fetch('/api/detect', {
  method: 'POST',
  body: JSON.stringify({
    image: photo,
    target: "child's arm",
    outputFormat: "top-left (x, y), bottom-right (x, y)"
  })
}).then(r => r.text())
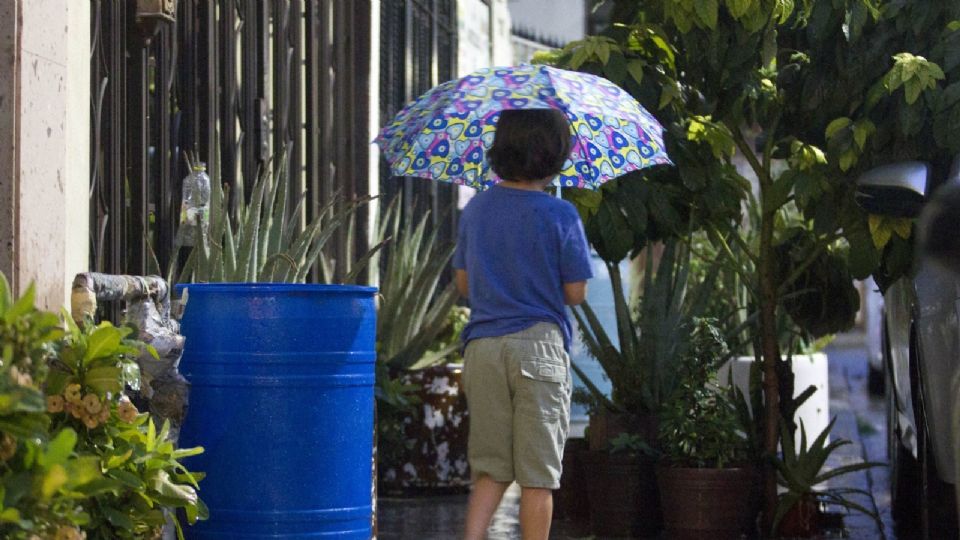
top-left (455, 269), bottom-right (469, 298)
top-left (563, 281), bottom-right (587, 305)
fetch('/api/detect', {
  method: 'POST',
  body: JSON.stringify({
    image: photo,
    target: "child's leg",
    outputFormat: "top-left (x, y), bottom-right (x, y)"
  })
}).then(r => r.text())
top-left (519, 487), bottom-right (553, 540)
top-left (464, 474), bottom-right (510, 540)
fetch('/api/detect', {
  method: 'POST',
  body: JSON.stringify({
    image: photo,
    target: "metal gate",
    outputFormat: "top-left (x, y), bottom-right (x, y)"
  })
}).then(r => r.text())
top-left (90, 0), bottom-right (373, 280)
top-left (380, 0), bottom-right (459, 246)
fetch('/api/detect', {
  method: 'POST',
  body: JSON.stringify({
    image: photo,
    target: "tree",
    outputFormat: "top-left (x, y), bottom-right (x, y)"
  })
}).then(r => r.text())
top-left (544, 0), bottom-right (960, 533)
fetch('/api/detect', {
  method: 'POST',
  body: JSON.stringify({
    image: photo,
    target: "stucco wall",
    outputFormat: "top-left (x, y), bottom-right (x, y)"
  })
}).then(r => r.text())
top-left (0, 0), bottom-right (89, 310)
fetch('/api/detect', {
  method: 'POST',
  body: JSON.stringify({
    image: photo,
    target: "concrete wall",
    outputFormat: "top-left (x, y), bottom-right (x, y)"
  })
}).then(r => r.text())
top-left (0, 0), bottom-right (89, 310)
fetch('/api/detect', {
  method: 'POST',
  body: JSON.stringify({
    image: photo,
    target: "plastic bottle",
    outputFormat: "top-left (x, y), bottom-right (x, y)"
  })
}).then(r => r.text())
top-left (175, 163), bottom-right (211, 247)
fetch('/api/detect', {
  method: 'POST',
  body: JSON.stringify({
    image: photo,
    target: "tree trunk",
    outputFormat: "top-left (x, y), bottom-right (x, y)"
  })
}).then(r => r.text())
top-left (758, 202), bottom-right (782, 537)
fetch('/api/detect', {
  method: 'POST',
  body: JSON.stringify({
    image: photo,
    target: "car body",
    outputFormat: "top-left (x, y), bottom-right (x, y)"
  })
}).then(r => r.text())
top-left (856, 160), bottom-right (960, 537)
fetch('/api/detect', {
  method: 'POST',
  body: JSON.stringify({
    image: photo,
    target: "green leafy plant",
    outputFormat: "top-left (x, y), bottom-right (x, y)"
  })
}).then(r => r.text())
top-left (0, 274), bottom-right (206, 540)
top-left (374, 196), bottom-right (458, 371)
top-left (155, 153), bottom-right (382, 285)
top-left (658, 319), bottom-right (749, 469)
top-left (45, 317), bottom-right (207, 540)
top-left (773, 418), bottom-right (884, 533)
top-left (371, 196), bottom-right (459, 468)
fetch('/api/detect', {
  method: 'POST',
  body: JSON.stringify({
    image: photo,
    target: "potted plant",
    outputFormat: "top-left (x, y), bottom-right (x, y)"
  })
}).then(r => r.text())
top-left (656, 318), bottom-right (760, 539)
top-left (773, 419), bottom-right (883, 538)
top-left (570, 233), bottom-right (721, 538)
top-left (372, 196), bottom-right (468, 492)
top-left (570, 233), bottom-right (718, 450)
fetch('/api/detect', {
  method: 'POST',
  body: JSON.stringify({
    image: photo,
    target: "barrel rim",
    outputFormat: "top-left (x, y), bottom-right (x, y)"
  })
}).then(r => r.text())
top-left (174, 283), bottom-right (378, 295)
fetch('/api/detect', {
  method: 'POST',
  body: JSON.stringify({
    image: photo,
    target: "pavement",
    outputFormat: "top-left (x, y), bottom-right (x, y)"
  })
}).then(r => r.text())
top-left (377, 333), bottom-right (893, 539)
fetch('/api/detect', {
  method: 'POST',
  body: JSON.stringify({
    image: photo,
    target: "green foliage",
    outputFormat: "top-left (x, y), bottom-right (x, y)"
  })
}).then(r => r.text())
top-left (551, 0), bottom-right (960, 523)
top-left (772, 418), bottom-right (884, 533)
top-left (156, 155), bottom-right (381, 285)
top-left (608, 432), bottom-right (657, 457)
top-left (658, 319), bottom-right (750, 468)
top-left (372, 196), bottom-right (459, 466)
top-left (0, 276), bottom-right (206, 539)
top-left (374, 196), bottom-right (458, 371)
top-left (46, 319), bottom-right (207, 540)
top-left (571, 237), bottom-right (719, 414)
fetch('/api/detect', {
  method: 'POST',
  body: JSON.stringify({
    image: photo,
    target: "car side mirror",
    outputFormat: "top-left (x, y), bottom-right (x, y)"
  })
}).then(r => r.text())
top-left (855, 161), bottom-right (931, 218)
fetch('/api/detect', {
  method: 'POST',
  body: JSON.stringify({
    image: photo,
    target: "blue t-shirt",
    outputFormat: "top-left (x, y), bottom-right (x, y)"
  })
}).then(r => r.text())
top-left (453, 184), bottom-right (594, 351)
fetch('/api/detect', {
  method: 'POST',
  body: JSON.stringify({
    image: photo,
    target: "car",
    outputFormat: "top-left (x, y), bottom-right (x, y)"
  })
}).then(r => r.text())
top-left (856, 159), bottom-right (960, 539)
top-left (864, 276), bottom-right (885, 396)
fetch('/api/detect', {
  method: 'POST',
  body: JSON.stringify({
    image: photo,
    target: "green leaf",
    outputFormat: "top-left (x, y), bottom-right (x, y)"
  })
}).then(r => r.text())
top-left (726, 0), bottom-right (752, 18)
top-left (84, 325), bottom-right (122, 364)
top-left (147, 418), bottom-right (157, 452)
top-left (39, 429), bottom-right (77, 469)
top-left (825, 117), bottom-right (851, 140)
top-left (103, 507), bottom-right (135, 529)
top-left (41, 464), bottom-right (68, 498)
top-left (108, 469), bottom-right (145, 489)
top-left (659, 81), bottom-right (682, 110)
top-left (106, 449), bottom-right (134, 469)
top-left (5, 283), bottom-right (35, 322)
top-left (695, 0), bottom-right (719, 29)
top-left (853, 120), bottom-right (876, 149)
top-left (84, 365), bottom-right (122, 395)
top-left (904, 79), bottom-right (923, 104)
top-left (626, 59), bottom-right (645, 86)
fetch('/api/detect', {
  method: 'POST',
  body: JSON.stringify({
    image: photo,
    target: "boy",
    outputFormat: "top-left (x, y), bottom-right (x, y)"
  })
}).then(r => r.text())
top-left (453, 108), bottom-right (594, 540)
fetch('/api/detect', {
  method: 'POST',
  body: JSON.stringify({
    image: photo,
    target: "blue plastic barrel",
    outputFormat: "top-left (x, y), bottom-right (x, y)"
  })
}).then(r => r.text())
top-left (175, 283), bottom-right (377, 539)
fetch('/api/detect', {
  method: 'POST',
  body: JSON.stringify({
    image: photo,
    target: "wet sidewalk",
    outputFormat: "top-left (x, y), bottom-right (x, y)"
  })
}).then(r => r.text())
top-left (377, 336), bottom-right (893, 539)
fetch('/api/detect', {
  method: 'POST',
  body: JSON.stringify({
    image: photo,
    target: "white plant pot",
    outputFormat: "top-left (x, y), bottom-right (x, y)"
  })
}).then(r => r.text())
top-left (718, 353), bottom-right (830, 450)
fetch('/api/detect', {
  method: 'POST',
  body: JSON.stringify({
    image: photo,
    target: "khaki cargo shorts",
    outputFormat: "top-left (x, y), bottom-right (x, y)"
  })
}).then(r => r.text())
top-left (462, 322), bottom-right (572, 489)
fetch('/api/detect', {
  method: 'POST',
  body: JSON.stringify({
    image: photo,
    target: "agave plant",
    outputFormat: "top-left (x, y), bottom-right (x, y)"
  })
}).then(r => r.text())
top-left (572, 237), bottom-right (718, 415)
top-left (373, 196), bottom-right (458, 370)
top-left (152, 152), bottom-right (382, 285)
top-left (772, 418), bottom-right (884, 533)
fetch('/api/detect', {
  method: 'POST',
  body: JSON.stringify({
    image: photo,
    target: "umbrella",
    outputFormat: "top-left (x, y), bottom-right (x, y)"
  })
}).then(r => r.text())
top-left (375, 64), bottom-right (672, 191)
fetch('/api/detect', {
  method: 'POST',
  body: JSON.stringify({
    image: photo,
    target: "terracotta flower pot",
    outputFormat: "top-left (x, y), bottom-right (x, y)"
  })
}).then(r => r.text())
top-left (554, 438), bottom-right (590, 525)
top-left (656, 465), bottom-right (760, 540)
top-left (776, 495), bottom-right (821, 538)
top-left (583, 450), bottom-right (663, 538)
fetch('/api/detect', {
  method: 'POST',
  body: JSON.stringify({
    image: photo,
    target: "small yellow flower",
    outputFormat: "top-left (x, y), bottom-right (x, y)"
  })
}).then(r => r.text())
top-left (0, 433), bottom-right (16, 461)
top-left (64, 383), bottom-right (82, 404)
top-left (117, 396), bottom-right (139, 423)
top-left (81, 414), bottom-right (99, 430)
top-left (46, 395), bottom-right (65, 413)
top-left (82, 394), bottom-right (102, 415)
top-left (65, 401), bottom-right (84, 420)
top-left (97, 406), bottom-right (110, 423)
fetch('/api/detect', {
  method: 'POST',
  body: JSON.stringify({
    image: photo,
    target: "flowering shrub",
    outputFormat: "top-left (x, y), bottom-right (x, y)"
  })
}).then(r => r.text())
top-left (0, 275), bottom-right (206, 539)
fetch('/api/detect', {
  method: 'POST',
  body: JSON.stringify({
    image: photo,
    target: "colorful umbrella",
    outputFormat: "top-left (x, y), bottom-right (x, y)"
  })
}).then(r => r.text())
top-left (375, 64), bottom-right (672, 191)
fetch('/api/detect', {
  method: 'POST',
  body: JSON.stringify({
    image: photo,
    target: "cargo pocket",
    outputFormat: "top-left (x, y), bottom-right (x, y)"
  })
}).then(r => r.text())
top-left (517, 356), bottom-right (568, 419)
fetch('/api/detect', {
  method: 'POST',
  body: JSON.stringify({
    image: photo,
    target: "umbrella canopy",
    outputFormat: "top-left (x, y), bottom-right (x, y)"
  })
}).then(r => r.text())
top-left (375, 64), bottom-right (672, 191)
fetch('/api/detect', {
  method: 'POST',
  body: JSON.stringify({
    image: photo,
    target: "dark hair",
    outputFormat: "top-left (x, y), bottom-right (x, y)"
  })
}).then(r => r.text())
top-left (488, 109), bottom-right (572, 182)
